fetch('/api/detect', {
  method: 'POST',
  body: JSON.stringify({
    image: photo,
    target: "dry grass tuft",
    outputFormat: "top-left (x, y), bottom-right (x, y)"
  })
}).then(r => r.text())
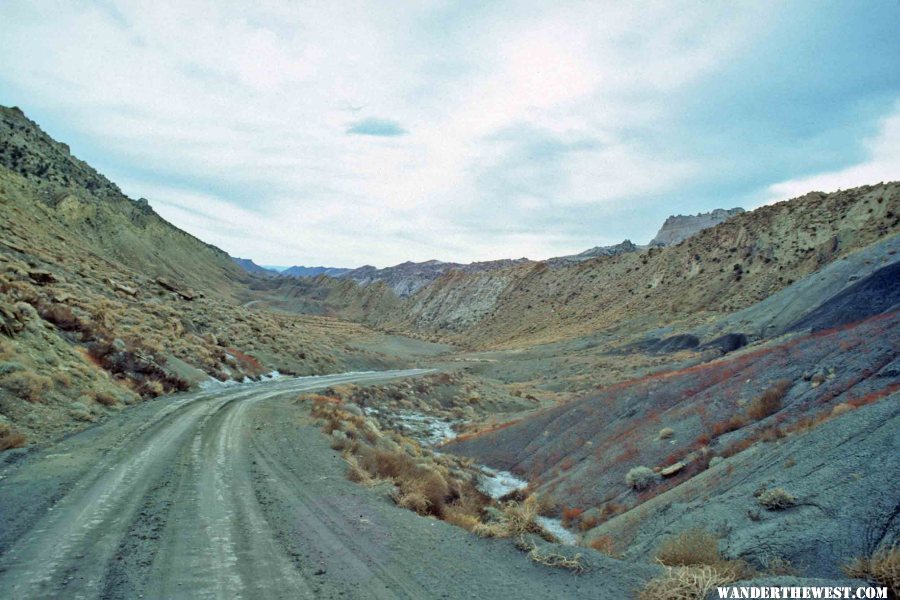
top-left (638, 565), bottom-right (741, 600)
top-left (392, 488), bottom-right (432, 514)
top-left (655, 528), bottom-right (754, 584)
top-left (0, 371), bottom-right (52, 402)
top-left (843, 546), bottom-right (899, 598)
top-left (344, 455), bottom-right (375, 486)
top-left (443, 510), bottom-right (480, 532)
top-left (656, 529), bottom-right (722, 568)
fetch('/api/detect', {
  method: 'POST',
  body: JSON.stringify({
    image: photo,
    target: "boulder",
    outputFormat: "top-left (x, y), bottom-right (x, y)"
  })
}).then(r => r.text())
top-left (660, 462), bottom-right (685, 477)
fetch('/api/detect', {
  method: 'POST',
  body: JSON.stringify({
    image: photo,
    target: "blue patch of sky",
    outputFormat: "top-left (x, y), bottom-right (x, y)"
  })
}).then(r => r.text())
top-left (650, 0), bottom-right (900, 211)
top-left (346, 117), bottom-right (407, 137)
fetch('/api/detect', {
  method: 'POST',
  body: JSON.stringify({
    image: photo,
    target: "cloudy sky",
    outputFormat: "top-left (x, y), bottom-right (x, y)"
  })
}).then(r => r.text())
top-left (1, 1), bottom-right (898, 267)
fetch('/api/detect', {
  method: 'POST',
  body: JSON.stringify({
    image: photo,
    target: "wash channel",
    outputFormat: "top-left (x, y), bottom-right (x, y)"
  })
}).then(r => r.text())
top-left (364, 406), bottom-right (579, 545)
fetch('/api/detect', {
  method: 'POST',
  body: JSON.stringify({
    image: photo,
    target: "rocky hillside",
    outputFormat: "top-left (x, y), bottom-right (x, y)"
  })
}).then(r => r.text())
top-left (382, 184), bottom-right (898, 349)
top-left (649, 207), bottom-right (745, 246)
top-left (447, 303), bottom-right (899, 577)
top-left (337, 258), bottom-right (532, 298)
top-left (270, 185), bottom-right (894, 353)
top-left (0, 106), bottom-right (421, 448)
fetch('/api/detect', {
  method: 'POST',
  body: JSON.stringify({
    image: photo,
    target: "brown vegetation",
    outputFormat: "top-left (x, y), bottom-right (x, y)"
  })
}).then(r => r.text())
top-left (638, 565), bottom-right (740, 600)
top-left (308, 395), bottom-right (497, 529)
top-left (641, 529), bottom-right (756, 600)
top-left (0, 370), bottom-right (52, 402)
top-left (588, 535), bottom-right (620, 558)
top-left (746, 379), bottom-right (791, 421)
top-left (655, 529), bottom-right (723, 568)
top-left (843, 546), bottom-right (899, 597)
top-left (0, 422), bottom-right (27, 451)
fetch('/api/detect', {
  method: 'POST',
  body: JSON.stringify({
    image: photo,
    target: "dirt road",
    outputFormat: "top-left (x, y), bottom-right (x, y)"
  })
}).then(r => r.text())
top-left (0, 370), bottom-right (652, 599)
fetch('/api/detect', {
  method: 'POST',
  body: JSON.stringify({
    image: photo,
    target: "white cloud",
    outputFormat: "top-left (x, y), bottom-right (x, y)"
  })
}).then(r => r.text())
top-left (2, 0), bottom-right (891, 267)
top-left (760, 105), bottom-right (900, 206)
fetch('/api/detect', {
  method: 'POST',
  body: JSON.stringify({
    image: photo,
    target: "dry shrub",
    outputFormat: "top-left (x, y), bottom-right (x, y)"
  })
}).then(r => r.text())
top-left (589, 535), bottom-right (621, 558)
top-left (0, 422), bottom-right (27, 451)
top-left (579, 513), bottom-right (600, 532)
top-left (39, 304), bottom-right (82, 332)
top-left (52, 371), bottom-right (72, 388)
top-left (638, 565), bottom-right (740, 600)
top-left (503, 496), bottom-right (544, 537)
top-left (472, 521), bottom-right (508, 538)
top-left (562, 506), bottom-right (584, 526)
top-left (344, 455), bottom-right (374, 485)
top-left (0, 371), bottom-right (52, 402)
top-left (393, 488), bottom-right (432, 514)
top-left (747, 379), bottom-right (791, 421)
top-left (658, 427), bottom-right (675, 440)
top-left (626, 466), bottom-right (659, 491)
top-left (656, 529), bottom-right (723, 567)
top-left (843, 546), bottom-right (899, 597)
top-left (517, 537), bottom-right (584, 573)
top-left (330, 430), bottom-right (351, 451)
top-left (474, 496), bottom-right (551, 540)
top-left (598, 502), bottom-right (627, 522)
top-left (756, 487), bottom-right (796, 510)
top-left (309, 394), bottom-right (342, 416)
top-left (400, 470), bottom-right (450, 516)
top-left (94, 391), bottom-right (118, 407)
top-left (711, 415), bottom-right (747, 437)
top-left (360, 447), bottom-right (417, 481)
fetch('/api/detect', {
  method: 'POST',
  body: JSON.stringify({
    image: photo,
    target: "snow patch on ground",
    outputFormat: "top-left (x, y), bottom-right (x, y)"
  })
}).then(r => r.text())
top-left (200, 370), bottom-right (283, 390)
top-left (475, 466), bottom-right (578, 546)
top-left (475, 466), bottom-right (528, 499)
top-left (364, 407), bottom-right (462, 447)
top-left (535, 516), bottom-right (579, 546)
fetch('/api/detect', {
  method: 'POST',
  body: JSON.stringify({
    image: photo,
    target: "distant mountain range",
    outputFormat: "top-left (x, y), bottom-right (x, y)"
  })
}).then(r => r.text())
top-left (233, 208), bottom-right (747, 297)
top-left (232, 257), bottom-right (273, 275)
top-left (282, 265), bottom-right (352, 278)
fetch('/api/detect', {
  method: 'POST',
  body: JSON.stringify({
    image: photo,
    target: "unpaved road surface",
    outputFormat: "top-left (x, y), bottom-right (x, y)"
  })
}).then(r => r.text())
top-left (0, 370), bottom-right (652, 599)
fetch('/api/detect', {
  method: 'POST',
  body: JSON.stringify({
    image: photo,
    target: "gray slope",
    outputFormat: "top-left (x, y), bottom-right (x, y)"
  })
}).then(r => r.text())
top-left (699, 233), bottom-right (900, 340)
top-left (587, 395), bottom-right (900, 578)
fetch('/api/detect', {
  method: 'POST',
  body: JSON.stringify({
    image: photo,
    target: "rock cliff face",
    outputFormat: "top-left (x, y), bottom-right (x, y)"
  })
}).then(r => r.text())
top-left (650, 207), bottom-right (745, 246)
